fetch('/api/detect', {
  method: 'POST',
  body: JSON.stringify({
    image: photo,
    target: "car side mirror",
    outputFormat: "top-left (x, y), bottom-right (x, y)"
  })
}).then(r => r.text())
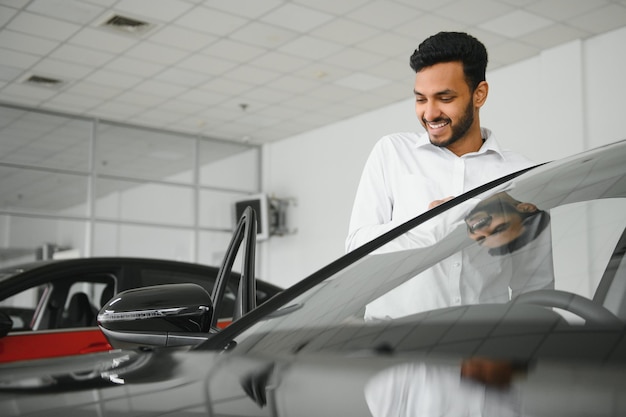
top-left (98, 283), bottom-right (214, 350)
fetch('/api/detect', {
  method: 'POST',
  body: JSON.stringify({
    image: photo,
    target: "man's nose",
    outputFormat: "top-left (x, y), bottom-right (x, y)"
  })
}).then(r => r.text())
top-left (423, 102), bottom-right (441, 121)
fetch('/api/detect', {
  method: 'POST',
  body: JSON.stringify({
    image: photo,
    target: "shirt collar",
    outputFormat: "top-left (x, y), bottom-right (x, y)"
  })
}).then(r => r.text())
top-left (414, 127), bottom-right (506, 159)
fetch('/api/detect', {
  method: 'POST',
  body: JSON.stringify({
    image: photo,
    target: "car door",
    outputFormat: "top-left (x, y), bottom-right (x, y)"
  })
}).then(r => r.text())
top-left (0, 270), bottom-right (116, 363)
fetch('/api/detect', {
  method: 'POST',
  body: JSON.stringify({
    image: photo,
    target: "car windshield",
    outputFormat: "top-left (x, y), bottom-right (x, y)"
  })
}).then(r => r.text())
top-left (223, 141), bottom-right (626, 354)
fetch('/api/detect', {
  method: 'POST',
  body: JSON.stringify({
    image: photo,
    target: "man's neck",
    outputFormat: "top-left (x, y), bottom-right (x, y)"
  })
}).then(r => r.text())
top-left (447, 131), bottom-right (484, 157)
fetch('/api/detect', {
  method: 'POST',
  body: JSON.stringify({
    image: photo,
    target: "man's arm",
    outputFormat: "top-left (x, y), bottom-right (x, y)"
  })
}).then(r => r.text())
top-left (345, 142), bottom-right (399, 252)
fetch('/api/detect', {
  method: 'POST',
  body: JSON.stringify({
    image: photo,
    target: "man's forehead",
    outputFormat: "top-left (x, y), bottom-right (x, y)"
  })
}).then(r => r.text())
top-left (413, 62), bottom-right (468, 93)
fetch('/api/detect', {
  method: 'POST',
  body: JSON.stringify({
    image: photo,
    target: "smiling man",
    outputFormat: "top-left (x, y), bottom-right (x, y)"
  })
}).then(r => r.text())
top-left (346, 32), bottom-right (535, 252)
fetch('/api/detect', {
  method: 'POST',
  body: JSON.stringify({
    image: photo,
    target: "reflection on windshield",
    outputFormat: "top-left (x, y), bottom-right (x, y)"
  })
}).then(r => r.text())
top-left (365, 192), bottom-right (555, 320)
top-left (465, 192), bottom-right (551, 255)
top-left (365, 358), bottom-right (527, 417)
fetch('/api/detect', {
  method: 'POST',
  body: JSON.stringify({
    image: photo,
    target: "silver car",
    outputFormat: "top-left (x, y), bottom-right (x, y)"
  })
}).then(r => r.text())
top-left (1, 139), bottom-right (625, 417)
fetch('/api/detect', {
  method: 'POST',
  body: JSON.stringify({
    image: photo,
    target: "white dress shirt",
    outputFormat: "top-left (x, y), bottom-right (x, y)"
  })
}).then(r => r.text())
top-left (346, 128), bottom-right (551, 320)
top-left (346, 128), bottom-right (535, 252)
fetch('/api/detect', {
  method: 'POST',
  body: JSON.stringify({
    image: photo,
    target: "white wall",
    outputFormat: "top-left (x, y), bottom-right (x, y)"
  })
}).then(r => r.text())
top-left (261, 27), bottom-right (626, 288)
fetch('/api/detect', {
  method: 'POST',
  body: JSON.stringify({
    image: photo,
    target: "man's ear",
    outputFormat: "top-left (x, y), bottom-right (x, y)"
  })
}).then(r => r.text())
top-left (516, 203), bottom-right (538, 213)
top-left (474, 81), bottom-right (488, 108)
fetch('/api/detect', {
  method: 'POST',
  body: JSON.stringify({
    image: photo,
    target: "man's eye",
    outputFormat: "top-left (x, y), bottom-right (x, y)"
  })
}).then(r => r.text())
top-left (415, 98), bottom-right (426, 103)
top-left (440, 97), bottom-right (453, 102)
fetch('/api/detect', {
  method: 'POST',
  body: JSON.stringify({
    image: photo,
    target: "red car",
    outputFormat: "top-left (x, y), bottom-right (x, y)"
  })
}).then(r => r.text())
top-left (0, 257), bottom-right (281, 363)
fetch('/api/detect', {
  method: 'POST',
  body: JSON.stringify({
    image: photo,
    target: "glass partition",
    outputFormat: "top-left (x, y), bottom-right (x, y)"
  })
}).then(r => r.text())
top-left (0, 104), bottom-right (260, 267)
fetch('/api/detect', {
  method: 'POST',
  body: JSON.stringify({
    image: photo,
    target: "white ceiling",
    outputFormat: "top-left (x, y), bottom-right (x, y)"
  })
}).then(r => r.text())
top-left (2, 0), bottom-right (626, 146)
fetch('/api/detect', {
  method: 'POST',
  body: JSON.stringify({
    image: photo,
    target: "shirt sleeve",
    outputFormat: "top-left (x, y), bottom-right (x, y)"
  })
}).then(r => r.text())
top-left (345, 139), bottom-right (402, 252)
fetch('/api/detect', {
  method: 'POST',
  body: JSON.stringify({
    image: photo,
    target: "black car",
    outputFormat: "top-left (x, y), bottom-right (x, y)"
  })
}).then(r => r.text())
top-left (1, 140), bottom-right (626, 416)
top-left (0, 257), bottom-right (281, 363)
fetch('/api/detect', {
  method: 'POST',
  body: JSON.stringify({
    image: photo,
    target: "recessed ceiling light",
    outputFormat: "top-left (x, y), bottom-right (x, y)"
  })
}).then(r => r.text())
top-left (21, 74), bottom-right (67, 89)
top-left (98, 13), bottom-right (156, 36)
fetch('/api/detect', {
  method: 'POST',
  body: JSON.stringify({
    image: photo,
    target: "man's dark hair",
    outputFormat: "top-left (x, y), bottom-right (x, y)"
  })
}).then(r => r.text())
top-left (410, 31), bottom-right (488, 91)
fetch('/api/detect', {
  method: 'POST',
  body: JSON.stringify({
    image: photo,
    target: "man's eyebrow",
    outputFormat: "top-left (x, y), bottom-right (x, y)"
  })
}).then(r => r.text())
top-left (413, 89), bottom-right (457, 96)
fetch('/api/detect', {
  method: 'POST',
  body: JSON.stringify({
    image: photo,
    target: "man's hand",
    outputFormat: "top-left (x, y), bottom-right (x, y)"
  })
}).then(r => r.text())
top-left (428, 196), bottom-right (454, 209)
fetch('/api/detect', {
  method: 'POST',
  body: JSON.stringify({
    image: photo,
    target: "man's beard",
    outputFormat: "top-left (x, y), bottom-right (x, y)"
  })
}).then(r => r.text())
top-left (426, 99), bottom-right (475, 149)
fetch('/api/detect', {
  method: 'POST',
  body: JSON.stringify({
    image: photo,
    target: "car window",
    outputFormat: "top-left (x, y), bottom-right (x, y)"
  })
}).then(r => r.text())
top-left (226, 147), bottom-right (626, 355)
top-left (0, 284), bottom-right (48, 331)
top-left (0, 275), bottom-right (116, 332)
top-left (61, 281), bottom-right (111, 328)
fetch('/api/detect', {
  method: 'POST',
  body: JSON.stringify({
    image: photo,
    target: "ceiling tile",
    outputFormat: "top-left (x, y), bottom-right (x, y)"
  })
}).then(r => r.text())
top-left (567, 3), bottom-right (626, 34)
top-left (64, 80), bottom-right (124, 100)
top-left (297, 61), bottom-right (354, 83)
top-left (347, 1), bottom-right (422, 29)
top-left (68, 27), bottom-right (139, 54)
top-left (177, 88), bottom-right (228, 106)
top-left (200, 0), bottom-right (284, 19)
top-left (355, 32), bottom-right (419, 58)
top-left (26, 0), bottom-right (105, 24)
top-left (525, 0), bottom-right (610, 21)
top-left (115, 90), bottom-right (166, 107)
top-left (311, 18), bottom-right (381, 46)
top-left (488, 40), bottom-right (541, 65)
top-left (153, 67), bottom-right (211, 88)
top-left (394, 13), bottom-right (469, 42)
top-left (0, 30), bottom-right (58, 55)
top-left (7, 11), bottom-right (81, 41)
top-left (2, 83), bottom-right (59, 101)
top-left (175, 6), bottom-right (248, 36)
top-left (202, 39), bottom-right (266, 63)
top-left (251, 51), bottom-right (310, 73)
top-left (32, 58), bottom-right (94, 80)
top-left (105, 56), bottom-right (165, 77)
top-left (306, 83), bottom-right (359, 101)
top-left (520, 23), bottom-right (589, 49)
top-left (114, 0), bottom-right (194, 23)
top-left (0, 65), bottom-right (24, 83)
top-left (322, 48), bottom-right (387, 71)
top-left (292, 0), bottom-right (371, 15)
top-left (278, 35), bottom-right (344, 59)
top-left (241, 86), bottom-right (292, 105)
top-left (316, 102), bottom-right (363, 118)
top-left (154, 99), bottom-right (204, 116)
top-left (177, 54), bottom-right (238, 76)
top-left (200, 77), bottom-right (254, 96)
top-left (265, 74), bottom-right (319, 94)
top-left (46, 92), bottom-right (102, 110)
top-left (0, 6), bottom-right (17, 26)
top-left (124, 41), bottom-right (189, 65)
top-left (133, 79), bottom-right (187, 98)
top-left (370, 80), bottom-right (412, 101)
top-left (367, 58), bottom-right (413, 82)
top-left (92, 101), bottom-right (144, 119)
top-left (479, 10), bottom-right (555, 37)
top-left (333, 72), bottom-right (391, 91)
top-left (261, 3), bottom-right (334, 32)
top-left (134, 108), bottom-right (186, 124)
top-left (434, 0), bottom-right (514, 25)
top-left (229, 21), bottom-right (299, 48)
top-left (88, 68), bottom-right (142, 89)
top-left (393, 0), bottom-right (456, 12)
top-left (279, 94), bottom-right (328, 112)
top-left (150, 25), bottom-right (217, 52)
top-left (50, 44), bottom-right (115, 67)
top-left (0, 47), bottom-right (40, 69)
top-left (223, 65), bottom-right (282, 85)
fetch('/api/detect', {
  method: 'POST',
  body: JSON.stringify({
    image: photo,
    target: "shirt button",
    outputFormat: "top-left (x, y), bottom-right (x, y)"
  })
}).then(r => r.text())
top-left (453, 297), bottom-right (461, 304)
top-left (453, 262), bottom-right (461, 268)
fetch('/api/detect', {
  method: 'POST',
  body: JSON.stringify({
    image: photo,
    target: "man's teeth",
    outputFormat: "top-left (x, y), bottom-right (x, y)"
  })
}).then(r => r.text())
top-left (428, 121), bottom-right (448, 129)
